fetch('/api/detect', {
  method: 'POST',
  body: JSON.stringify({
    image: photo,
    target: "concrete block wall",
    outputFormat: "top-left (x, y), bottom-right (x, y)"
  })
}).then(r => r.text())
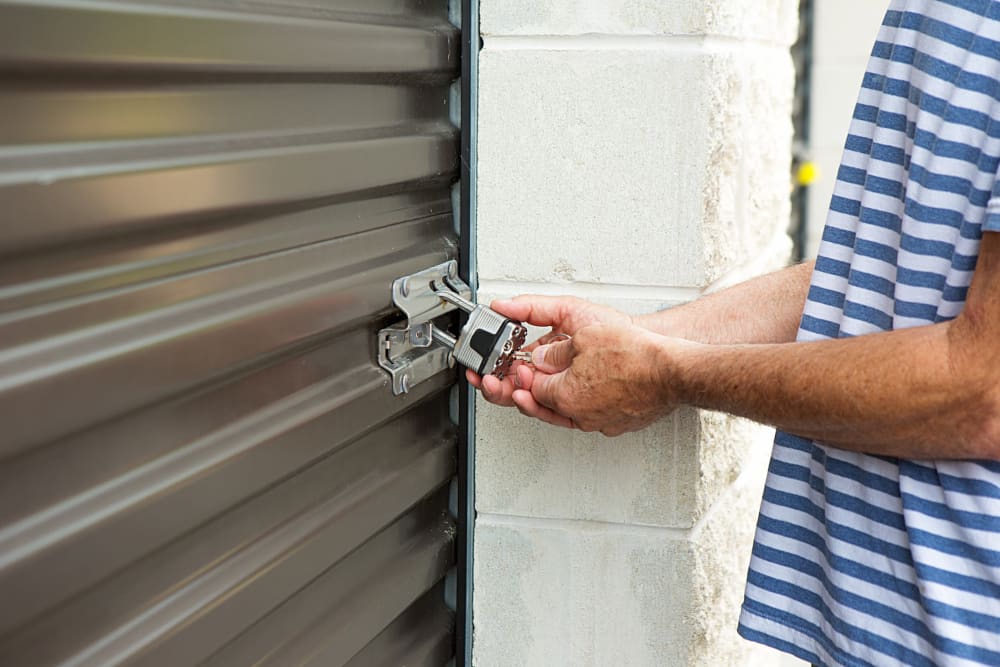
top-left (474, 1), bottom-right (803, 665)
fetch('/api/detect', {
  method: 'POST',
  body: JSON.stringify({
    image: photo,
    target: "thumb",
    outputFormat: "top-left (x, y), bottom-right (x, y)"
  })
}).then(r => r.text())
top-left (529, 369), bottom-right (566, 412)
top-left (532, 339), bottom-right (575, 374)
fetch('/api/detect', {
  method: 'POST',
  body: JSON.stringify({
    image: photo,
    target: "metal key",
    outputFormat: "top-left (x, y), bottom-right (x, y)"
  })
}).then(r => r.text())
top-left (433, 284), bottom-right (528, 380)
top-left (512, 350), bottom-right (533, 364)
top-left (510, 333), bottom-right (570, 366)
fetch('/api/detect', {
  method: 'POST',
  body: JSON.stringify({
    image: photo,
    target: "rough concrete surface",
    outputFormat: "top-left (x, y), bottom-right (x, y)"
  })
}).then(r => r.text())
top-left (481, 0), bottom-right (798, 45)
top-left (475, 401), bottom-right (699, 528)
top-left (473, 518), bottom-right (695, 666)
top-left (477, 45), bottom-right (794, 289)
top-left (476, 401), bottom-right (778, 531)
top-left (474, 0), bottom-right (801, 663)
top-left (472, 419), bottom-right (781, 667)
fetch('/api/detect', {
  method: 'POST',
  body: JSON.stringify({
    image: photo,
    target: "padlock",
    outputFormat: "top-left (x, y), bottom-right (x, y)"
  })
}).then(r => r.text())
top-left (434, 287), bottom-right (527, 380)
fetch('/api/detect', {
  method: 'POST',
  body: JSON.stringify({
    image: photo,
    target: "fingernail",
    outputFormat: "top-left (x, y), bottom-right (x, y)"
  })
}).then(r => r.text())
top-left (532, 346), bottom-right (548, 366)
top-left (512, 372), bottom-right (522, 388)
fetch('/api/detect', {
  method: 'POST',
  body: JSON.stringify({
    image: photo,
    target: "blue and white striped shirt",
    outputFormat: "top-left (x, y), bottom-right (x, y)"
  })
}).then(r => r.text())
top-left (738, 2), bottom-right (1000, 665)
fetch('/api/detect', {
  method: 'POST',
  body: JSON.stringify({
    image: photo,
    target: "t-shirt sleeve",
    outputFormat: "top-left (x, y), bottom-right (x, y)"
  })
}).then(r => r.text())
top-left (986, 179), bottom-right (1000, 232)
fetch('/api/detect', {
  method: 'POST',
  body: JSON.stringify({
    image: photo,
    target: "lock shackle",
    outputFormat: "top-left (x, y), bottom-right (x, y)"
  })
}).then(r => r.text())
top-left (434, 284), bottom-right (477, 313)
top-left (431, 326), bottom-right (457, 350)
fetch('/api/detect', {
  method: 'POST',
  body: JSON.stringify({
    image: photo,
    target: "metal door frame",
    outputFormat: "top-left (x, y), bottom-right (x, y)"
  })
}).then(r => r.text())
top-left (457, 0), bottom-right (479, 664)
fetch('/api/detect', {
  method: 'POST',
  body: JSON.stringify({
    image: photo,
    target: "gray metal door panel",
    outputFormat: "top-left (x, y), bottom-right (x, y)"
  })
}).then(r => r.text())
top-left (0, 1), bottom-right (460, 664)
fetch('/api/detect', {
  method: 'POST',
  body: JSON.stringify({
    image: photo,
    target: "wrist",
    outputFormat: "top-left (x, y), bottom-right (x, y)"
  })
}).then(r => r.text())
top-left (649, 333), bottom-right (704, 409)
top-left (633, 308), bottom-right (683, 338)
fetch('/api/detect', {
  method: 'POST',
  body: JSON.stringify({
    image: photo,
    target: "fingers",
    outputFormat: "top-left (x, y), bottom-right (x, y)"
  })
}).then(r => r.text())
top-left (491, 295), bottom-right (578, 329)
top-left (529, 371), bottom-right (596, 433)
top-left (531, 339), bottom-right (576, 374)
top-left (513, 365), bottom-right (580, 429)
top-left (530, 330), bottom-right (575, 348)
top-left (528, 370), bottom-right (563, 415)
top-left (515, 363), bottom-right (534, 391)
top-left (468, 369), bottom-right (520, 407)
top-left (473, 362), bottom-right (574, 429)
top-left (468, 333), bottom-right (581, 431)
top-left (511, 389), bottom-right (576, 429)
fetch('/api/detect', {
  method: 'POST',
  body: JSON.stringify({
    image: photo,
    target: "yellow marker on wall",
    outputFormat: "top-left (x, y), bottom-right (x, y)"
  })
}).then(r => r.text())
top-left (796, 161), bottom-right (820, 186)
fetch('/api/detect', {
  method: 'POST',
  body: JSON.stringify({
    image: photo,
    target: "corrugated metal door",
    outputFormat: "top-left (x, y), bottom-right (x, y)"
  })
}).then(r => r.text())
top-left (0, 1), bottom-right (462, 665)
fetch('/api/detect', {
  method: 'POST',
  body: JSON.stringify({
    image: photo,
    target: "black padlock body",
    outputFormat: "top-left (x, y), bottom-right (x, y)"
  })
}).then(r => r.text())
top-left (469, 320), bottom-right (514, 376)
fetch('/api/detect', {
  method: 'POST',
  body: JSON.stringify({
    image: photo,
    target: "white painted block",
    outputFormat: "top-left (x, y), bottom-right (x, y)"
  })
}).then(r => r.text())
top-left (473, 518), bottom-right (694, 667)
top-left (481, 0), bottom-right (799, 46)
top-left (477, 44), bottom-right (793, 289)
top-left (474, 3), bottom-right (801, 665)
top-left (475, 402), bottom-right (697, 528)
top-left (476, 397), bottom-right (775, 529)
top-left (474, 447), bottom-right (783, 667)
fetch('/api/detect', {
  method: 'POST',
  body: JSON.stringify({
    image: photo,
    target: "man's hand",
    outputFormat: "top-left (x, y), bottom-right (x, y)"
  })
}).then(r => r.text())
top-left (511, 322), bottom-right (687, 437)
top-left (466, 296), bottom-right (632, 408)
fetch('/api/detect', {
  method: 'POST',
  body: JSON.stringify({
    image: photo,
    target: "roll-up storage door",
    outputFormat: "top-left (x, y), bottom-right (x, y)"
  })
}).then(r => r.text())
top-left (0, 1), bottom-right (462, 665)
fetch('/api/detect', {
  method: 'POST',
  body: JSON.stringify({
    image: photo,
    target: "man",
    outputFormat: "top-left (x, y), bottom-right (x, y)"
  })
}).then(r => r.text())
top-left (470, 1), bottom-right (1000, 665)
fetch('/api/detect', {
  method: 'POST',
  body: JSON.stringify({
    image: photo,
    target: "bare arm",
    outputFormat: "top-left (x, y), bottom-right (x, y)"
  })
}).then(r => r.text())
top-left (634, 260), bottom-right (814, 344)
top-left (522, 235), bottom-right (1000, 459)
top-left (673, 319), bottom-right (996, 458)
top-left (471, 260), bottom-right (813, 405)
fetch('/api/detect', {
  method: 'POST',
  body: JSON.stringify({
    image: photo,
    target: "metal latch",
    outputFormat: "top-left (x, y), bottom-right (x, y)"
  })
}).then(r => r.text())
top-left (378, 260), bottom-right (471, 395)
top-left (378, 259), bottom-right (530, 395)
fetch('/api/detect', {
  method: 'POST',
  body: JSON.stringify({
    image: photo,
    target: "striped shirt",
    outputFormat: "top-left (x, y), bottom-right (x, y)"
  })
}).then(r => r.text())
top-left (737, 2), bottom-right (1000, 666)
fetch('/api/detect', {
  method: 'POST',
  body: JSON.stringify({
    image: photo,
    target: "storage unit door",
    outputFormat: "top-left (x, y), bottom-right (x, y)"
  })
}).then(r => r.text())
top-left (0, 1), bottom-right (461, 665)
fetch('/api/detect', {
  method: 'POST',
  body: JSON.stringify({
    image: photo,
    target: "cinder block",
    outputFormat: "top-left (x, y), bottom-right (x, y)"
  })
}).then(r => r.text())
top-left (475, 402), bottom-right (697, 528)
top-left (683, 441), bottom-right (800, 667)
top-left (480, 0), bottom-right (799, 46)
top-left (474, 4), bottom-right (802, 664)
top-left (476, 396), bottom-right (775, 529)
top-left (699, 49), bottom-right (795, 286)
top-left (473, 459), bottom-right (790, 667)
top-left (477, 45), bottom-right (793, 289)
top-left (473, 518), bottom-right (694, 667)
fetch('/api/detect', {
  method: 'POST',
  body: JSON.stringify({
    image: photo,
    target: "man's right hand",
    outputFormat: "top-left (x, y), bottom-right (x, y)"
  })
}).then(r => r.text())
top-left (466, 295), bottom-right (632, 409)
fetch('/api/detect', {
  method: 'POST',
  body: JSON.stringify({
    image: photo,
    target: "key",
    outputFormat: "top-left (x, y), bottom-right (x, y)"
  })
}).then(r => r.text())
top-left (510, 333), bottom-right (571, 366)
top-left (434, 284), bottom-right (528, 380)
top-left (512, 350), bottom-right (533, 364)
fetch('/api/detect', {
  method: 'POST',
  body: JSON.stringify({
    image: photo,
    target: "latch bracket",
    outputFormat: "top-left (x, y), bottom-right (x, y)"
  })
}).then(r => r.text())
top-left (378, 260), bottom-right (471, 395)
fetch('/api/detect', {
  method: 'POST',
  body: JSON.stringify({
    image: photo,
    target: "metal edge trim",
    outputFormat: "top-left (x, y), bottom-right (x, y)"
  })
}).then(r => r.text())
top-left (457, 0), bottom-right (479, 664)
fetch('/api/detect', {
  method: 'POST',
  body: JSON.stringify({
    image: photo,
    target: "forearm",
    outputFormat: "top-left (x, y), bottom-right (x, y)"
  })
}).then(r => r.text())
top-left (670, 322), bottom-right (1000, 459)
top-left (635, 261), bottom-right (814, 345)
